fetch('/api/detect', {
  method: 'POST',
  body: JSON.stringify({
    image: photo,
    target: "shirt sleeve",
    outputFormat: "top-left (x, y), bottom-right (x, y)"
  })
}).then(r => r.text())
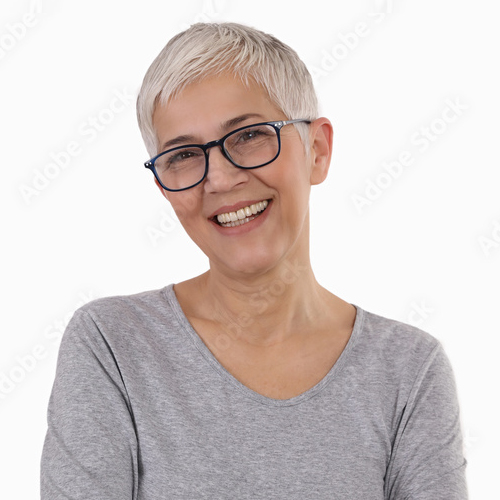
top-left (384, 341), bottom-right (469, 499)
top-left (40, 308), bottom-right (139, 500)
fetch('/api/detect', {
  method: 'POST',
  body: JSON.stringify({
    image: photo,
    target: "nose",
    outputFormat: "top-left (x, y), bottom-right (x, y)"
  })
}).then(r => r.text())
top-left (204, 145), bottom-right (249, 193)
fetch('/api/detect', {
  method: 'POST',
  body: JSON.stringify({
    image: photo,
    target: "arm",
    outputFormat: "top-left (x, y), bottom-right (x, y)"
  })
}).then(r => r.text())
top-left (40, 308), bottom-right (139, 499)
top-left (384, 342), bottom-right (468, 499)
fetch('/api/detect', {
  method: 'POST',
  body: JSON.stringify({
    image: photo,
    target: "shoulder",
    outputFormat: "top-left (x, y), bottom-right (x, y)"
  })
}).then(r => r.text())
top-left (79, 285), bottom-right (175, 320)
top-left (353, 305), bottom-right (446, 382)
top-left (359, 306), bottom-right (439, 350)
top-left (350, 307), bottom-right (461, 436)
top-left (63, 285), bottom-right (179, 347)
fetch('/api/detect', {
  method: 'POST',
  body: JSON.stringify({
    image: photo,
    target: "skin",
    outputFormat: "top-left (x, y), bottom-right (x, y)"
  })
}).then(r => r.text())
top-left (152, 73), bottom-right (356, 387)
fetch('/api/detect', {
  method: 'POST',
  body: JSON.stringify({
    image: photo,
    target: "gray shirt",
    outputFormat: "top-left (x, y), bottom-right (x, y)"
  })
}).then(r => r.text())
top-left (40, 284), bottom-right (468, 499)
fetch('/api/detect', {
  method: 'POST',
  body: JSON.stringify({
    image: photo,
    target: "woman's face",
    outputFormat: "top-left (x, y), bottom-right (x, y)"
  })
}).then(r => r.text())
top-left (152, 73), bottom-right (328, 280)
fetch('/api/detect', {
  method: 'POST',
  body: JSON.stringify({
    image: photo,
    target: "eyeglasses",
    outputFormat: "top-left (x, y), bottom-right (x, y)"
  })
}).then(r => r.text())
top-left (144, 119), bottom-right (311, 192)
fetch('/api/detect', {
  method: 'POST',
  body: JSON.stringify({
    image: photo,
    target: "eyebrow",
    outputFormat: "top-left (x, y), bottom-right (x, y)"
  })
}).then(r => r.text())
top-left (159, 113), bottom-right (266, 152)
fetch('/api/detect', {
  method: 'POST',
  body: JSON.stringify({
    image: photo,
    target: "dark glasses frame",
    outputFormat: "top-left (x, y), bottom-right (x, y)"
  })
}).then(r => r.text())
top-left (144, 118), bottom-right (311, 192)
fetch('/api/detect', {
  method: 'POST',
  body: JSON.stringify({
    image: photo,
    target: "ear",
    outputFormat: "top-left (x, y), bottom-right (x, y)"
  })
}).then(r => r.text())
top-left (308, 118), bottom-right (333, 186)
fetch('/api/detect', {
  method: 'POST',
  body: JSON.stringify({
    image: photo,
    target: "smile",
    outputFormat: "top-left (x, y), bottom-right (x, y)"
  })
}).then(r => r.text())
top-left (214, 200), bottom-right (269, 227)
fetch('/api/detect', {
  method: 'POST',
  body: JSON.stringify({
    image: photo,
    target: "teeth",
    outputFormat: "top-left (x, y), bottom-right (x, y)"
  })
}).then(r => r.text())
top-left (216, 200), bottom-right (268, 225)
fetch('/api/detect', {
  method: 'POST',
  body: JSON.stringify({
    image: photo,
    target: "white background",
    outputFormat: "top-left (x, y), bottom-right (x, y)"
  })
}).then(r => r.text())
top-left (1, 0), bottom-right (498, 497)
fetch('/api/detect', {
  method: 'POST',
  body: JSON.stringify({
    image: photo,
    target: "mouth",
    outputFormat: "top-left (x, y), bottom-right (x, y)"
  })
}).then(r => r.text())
top-left (211, 199), bottom-right (270, 228)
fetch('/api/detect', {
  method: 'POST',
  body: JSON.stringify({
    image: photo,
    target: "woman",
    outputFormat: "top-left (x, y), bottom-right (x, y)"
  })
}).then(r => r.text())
top-left (41, 22), bottom-right (468, 499)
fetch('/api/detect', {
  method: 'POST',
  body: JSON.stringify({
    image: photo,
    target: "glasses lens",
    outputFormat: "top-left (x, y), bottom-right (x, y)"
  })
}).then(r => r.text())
top-left (154, 146), bottom-right (206, 190)
top-left (224, 124), bottom-right (279, 168)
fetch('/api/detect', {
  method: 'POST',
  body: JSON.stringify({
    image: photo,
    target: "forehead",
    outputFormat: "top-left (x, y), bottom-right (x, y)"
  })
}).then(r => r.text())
top-left (152, 73), bottom-right (283, 141)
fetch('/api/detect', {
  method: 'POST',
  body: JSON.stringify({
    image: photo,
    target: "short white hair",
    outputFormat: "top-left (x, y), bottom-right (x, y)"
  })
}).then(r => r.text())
top-left (136, 22), bottom-right (319, 158)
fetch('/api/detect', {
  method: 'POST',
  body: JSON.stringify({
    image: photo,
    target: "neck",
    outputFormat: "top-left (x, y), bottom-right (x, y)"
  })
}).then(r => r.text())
top-left (192, 255), bottom-right (332, 349)
top-left (174, 217), bottom-right (352, 350)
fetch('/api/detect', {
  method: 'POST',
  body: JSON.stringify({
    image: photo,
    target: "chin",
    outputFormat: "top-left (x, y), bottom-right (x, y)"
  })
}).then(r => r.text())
top-left (213, 247), bottom-right (284, 279)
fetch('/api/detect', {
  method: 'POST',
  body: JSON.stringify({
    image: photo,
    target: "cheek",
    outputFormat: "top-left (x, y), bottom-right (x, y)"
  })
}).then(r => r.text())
top-left (267, 163), bottom-right (310, 201)
top-left (170, 191), bottom-right (203, 223)
top-left (281, 175), bottom-right (311, 225)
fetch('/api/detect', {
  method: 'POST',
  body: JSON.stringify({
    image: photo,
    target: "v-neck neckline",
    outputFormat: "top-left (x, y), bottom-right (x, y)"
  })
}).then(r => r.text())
top-left (163, 283), bottom-right (365, 407)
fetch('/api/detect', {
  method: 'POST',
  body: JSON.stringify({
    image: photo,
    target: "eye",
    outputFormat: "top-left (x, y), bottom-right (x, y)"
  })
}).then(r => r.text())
top-left (234, 126), bottom-right (271, 143)
top-left (169, 150), bottom-right (198, 163)
top-left (235, 128), bottom-right (263, 143)
top-left (238, 130), bottom-right (259, 142)
top-left (155, 148), bottom-right (204, 174)
top-left (163, 148), bottom-right (204, 169)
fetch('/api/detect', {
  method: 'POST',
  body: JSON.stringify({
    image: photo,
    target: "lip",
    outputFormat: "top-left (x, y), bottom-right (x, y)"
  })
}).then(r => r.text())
top-left (208, 199), bottom-right (271, 219)
top-left (209, 199), bottom-right (272, 235)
